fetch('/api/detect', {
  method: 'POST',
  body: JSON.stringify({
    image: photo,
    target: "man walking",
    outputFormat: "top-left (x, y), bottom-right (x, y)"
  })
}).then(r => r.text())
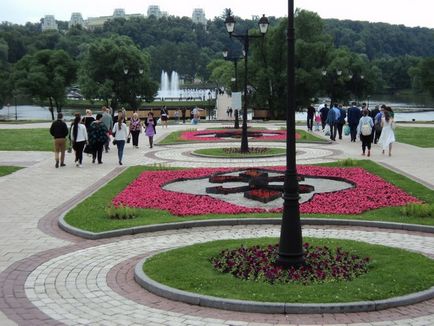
top-left (49, 113), bottom-right (69, 168)
top-left (319, 104), bottom-right (329, 130)
top-left (347, 102), bottom-right (361, 142)
top-left (101, 106), bottom-right (113, 153)
top-left (306, 104), bottom-right (315, 131)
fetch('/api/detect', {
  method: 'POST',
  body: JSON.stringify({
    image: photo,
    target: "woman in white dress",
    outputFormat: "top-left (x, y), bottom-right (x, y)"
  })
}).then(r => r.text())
top-left (378, 110), bottom-right (395, 156)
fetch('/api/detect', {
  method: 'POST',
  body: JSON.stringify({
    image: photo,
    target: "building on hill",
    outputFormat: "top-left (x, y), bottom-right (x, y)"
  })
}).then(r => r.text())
top-left (41, 15), bottom-right (58, 31)
top-left (86, 9), bottom-right (143, 29)
top-left (147, 5), bottom-right (168, 19)
top-left (192, 8), bottom-right (207, 25)
top-left (69, 13), bottom-right (85, 29)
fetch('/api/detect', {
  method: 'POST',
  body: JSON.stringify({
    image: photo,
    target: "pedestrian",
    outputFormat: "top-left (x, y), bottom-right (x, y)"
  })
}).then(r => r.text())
top-left (101, 107), bottom-right (113, 153)
top-left (357, 109), bottom-right (374, 157)
top-left (307, 104), bottom-right (315, 131)
top-left (326, 103), bottom-right (340, 141)
top-left (144, 112), bottom-right (157, 148)
top-left (314, 112), bottom-right (321, 131)
top-left (112, 116), bottom-right (128, 165)
top-left (373, 105), bottom-right (385, 144)
top-left (347, 101), bottom-right (361, 142)
top-left (49, 113), bottom-right (69, 168)
top-left (129, 112), bottom-right (142, 148)
top-left (88, 113), bottom-right (108, 164)
top-left (174, 109), bottom-right (180, 124)
top-left (319, 104), bottom-right (329, 130)
top-left (336, 104), bottom-right (347, 139)
top-left (70, 113), bottom-right (88, 167)
top-left (81, 109), bottom-right (95, 132)
top-left (160, 106), bottom-right (169, 128)
top-left (378, 110), bottom-right (396, 156)
top-left (181, 108), bottom-right (186, 124)
top-left (229, 107), bottom-right (233, 118)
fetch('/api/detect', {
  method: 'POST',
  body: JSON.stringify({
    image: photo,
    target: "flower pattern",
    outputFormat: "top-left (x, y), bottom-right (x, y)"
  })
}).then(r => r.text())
top-left (112, 166), bottom-right (420, 216)
top-left (180, 129), bottom-right (298, 142)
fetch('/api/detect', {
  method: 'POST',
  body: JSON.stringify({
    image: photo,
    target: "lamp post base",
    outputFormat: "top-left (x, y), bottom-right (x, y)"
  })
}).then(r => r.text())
top-left (276, 251), bottom-right (304, 268)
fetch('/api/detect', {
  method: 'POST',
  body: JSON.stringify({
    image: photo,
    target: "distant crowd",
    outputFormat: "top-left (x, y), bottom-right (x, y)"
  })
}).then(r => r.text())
top-left (306, 102), bottom-right (396, 157)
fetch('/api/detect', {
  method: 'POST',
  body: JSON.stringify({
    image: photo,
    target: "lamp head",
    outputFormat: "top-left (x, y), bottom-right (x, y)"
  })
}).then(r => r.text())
top-left (224, 15), bottom-right (235, 34)
top-left (258, 14), bottom-right (269, 35)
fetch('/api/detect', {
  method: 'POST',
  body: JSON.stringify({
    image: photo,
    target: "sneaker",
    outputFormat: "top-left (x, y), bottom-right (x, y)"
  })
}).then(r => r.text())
top-left (367, 150), bottom-right (371, 157)
top-left (60, 163), bottom-right (66, 167)
top-left (119, 161), bottom-right (123, 165)
top-left (55, 162), bottom-right (59, 168)
top-left (76, 162), bottom-right (79, 167)
top-left (98, 162), bottom-right (103, 164)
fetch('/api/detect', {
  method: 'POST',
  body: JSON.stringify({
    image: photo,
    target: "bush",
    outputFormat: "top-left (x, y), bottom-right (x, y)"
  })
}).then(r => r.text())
top-left (400, 203), bottom-right (434, 218)
top-left (105, 204), bottom-right (139, 219)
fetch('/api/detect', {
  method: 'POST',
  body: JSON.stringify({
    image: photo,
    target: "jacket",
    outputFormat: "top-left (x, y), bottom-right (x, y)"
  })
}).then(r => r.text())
top-left (50, 120), bottom-right (69, 139)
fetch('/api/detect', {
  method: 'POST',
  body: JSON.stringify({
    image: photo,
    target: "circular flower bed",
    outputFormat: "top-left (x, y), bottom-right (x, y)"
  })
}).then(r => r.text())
top-left (211, 242), bottom-right (370, 284)
top-left (180, 129), bottom-right (297, 142)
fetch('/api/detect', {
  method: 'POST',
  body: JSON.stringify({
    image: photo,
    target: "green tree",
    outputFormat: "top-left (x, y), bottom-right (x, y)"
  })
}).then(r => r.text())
top-left (79, 35), bottom-right (157, 110)
top-left (11, 49), bottom-right (76, 119)
top-left (411, 57), bottom-right (434, 97)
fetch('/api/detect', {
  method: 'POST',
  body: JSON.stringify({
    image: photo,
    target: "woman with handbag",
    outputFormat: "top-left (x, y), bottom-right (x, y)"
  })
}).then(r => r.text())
top-left (70, 113), bottom-right (88, 167)
top-left (144, 112), bottom-right (157, 148)
top-left (112, 116), bottom-right (128, 165)
top-left (129, 112), bottom-right (142, 148)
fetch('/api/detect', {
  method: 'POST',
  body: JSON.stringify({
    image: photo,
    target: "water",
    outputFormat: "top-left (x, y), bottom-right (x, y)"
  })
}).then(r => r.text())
top-left (158, 70), bottom-right (180, 98)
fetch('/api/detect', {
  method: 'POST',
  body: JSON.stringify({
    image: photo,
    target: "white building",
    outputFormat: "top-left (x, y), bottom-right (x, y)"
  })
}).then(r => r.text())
top-left (112, 8), bottom-right (126, 18)
top-left (41, 15), bottom-right (58, 31)
top-left (192, 8), bottom-right (207, 25)
top-left (147, 5), bottom-right (163, 18)
top-left (86, 9), bottom-right (143, 30)
top-left (69, 12), bottom-right (85, 29)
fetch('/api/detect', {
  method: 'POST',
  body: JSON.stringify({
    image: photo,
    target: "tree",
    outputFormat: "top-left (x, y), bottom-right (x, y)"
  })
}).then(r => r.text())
top-left (207, 59), bottom-right (234, 90)
top-left (0, 38), bottom-right (10, 108)
top-left (12, 49), bottom-right (76, 120)
top-left (79, 35), bottom-right (157, 110)
top-left (411, 57), bottom-right (434, 97)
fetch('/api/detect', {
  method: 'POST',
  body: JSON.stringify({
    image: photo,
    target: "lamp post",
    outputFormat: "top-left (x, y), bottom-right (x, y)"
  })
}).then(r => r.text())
top-left (222, 49), bottom-right (242, 92)
top-left (224, 13), bottom-right (269, 153)
top-left (276, 0), bottom-right (304, 268)
top-left (322, 69), bottom-right (343, 105)
top-left (14, 94), bottom-right (17, 121)
top-left (123, 67), bottom-right (144, 111)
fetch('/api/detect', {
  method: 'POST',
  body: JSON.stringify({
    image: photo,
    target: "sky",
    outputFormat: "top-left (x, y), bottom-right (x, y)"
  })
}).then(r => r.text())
top-left (0, 0), bottom-right (433, 29)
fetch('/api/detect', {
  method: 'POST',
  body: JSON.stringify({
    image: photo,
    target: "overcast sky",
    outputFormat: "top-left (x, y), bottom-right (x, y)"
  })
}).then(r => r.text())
top-left (1, 0), bottom-right (433, 28)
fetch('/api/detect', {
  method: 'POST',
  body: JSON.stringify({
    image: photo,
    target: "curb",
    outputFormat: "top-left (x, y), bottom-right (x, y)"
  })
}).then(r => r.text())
top-left (59, 217), bottom-right (434, 240)
top-left (134, 256), bottom-right (434, 314)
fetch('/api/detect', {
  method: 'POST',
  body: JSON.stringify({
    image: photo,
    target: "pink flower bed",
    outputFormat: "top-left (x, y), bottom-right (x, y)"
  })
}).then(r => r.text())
top-left (180, 130), bottom-right (299, 141)
top-left (112, 166), bottom-right (421, 216)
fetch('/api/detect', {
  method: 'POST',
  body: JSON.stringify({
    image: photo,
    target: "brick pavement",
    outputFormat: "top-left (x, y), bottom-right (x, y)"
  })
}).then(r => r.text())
top-left (0, 121), bottom-right (433, 325)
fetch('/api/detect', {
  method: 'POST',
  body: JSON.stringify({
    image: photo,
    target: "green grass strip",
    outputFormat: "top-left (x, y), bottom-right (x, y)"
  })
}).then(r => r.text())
top-left (0, 129), bottom-right (54, 151)
top-left (143, 237), bottom-right (434, 303)
top-left (0, 166), bottom-right (23, 177)
top-left (395, 126), bottom-right (434, 148)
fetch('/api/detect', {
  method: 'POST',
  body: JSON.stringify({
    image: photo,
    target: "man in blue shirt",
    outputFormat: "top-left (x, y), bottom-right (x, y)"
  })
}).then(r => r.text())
top-left (326, 103), bottom-right (340, 141)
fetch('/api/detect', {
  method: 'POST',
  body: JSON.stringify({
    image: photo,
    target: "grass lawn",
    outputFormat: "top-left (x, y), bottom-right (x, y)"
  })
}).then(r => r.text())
top-left (0, 129), bottom-right (53, 151)
top-left (143, 237), bottom-right (434, 303)
top-left (193, 147), bottom-right (286, 158)
top-left (158, 129), bottom-right (324, 145)
top-left (395, 126), bottom-right (434, 148)
top-left (0, 166), bottom-right (23, 177)
top-left (64, 160), bottom-right (434, 233)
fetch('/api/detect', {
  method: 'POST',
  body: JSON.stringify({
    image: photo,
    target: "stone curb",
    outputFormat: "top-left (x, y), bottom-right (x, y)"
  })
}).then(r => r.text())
top-left (134, 256), bottom-right (434, 314)
top-left (59, 217), bottom-right (434, 240)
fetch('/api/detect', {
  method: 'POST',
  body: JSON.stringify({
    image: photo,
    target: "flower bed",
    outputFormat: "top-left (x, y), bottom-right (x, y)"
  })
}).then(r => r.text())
top-left (180, 129), bottom-right (298, 142)
top-left (112, 166), bottom-right (421, 216)
top-left (211, 242), bottom-right (370, 284)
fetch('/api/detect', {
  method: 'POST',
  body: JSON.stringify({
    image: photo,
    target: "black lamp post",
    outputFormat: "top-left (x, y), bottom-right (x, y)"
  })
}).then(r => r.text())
top-left (224, 14), bottom-right (269, 153)
top-left (276, 0), bottom-right (304, 268)
top-left (14, 93), bottom-right (17, 121)
top-left (123, 67), bottom-right (144, 111)
top-left (222, 49), bottom-right (242, 92)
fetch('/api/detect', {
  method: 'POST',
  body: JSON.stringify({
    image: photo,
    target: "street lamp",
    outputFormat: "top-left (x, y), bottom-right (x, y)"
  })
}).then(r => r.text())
top-left (224, 13), bottom-right (269, 153)
top-left (277, 0), bottom-right (304, 268)
top-left (123, 67), bottom-right (144, 111)
top-left (222, 49), bottom-right (242, 92)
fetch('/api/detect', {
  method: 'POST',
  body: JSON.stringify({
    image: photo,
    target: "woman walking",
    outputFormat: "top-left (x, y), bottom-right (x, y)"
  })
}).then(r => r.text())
top-left (378, 110), bottom-right (396, 156)
top-left (81, 109), bottom-right (95, 132)
top-left (357, 109), bottom-right (374, 157)
top-left (70, 113), bottom-right (88, 167)
top-left (88, 113), bottom-right (108, 164)
top-left (129, 112), bottom-right (142, 148)
top-left (160, 106), bottom-right (169, 128)
top-left (144, 112), bottom-right (157, 148)
top-left (112, 116), bottom-right (128, 165)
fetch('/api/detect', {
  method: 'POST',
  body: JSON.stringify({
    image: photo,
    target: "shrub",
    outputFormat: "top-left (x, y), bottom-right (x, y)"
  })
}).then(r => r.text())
top-left (400, 203), bottom-right (434, 218)
top-left (106, 204), bottom-right (139, 219)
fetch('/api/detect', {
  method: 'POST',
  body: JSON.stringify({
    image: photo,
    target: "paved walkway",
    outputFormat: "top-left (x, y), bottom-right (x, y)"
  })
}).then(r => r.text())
top-left (0, 121), bottom-right (433, 325)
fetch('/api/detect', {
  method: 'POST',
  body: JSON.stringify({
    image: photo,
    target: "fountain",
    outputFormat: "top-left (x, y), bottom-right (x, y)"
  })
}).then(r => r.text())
top-left (158, 70), bottom-right (180, 99)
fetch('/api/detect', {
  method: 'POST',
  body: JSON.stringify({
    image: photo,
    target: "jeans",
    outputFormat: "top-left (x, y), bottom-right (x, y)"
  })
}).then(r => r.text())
top-left (307, 116), bottom-right (313, 131)
top-left (116, 140), bottom-right (125, 163)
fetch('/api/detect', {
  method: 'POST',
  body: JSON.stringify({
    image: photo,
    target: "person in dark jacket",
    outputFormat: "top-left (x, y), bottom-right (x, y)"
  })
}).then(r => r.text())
top-left (306, 104), bottom-right (316, 131)
top-left (347, 102), bottom-right (362, 142)
top-left (49, 113), bottom-right (69, 168)
top-left (336, 104), bottom-right (347, 139)
top-left (319, 104), bottom-right (329, 130)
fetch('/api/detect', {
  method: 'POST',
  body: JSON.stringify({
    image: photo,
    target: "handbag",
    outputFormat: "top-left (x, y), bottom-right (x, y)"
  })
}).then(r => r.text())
top-left (344, 125), bottom-right (350, 136)
top-left (324, 124), bottom-right (331, 136)
top-left (127, 136), bottom-right (131, 144)
top-left (112, 139), bottom-right (117, 145)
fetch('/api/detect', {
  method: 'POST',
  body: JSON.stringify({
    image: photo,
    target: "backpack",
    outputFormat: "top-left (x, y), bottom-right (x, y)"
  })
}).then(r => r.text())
top-left (361, 120), bottom-right (372, 136)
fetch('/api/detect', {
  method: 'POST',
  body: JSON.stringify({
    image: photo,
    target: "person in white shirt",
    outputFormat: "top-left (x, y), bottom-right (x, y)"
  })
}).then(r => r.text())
top-left (70, 113), bottom-right (88, 167)
top-left (112, 117), bottom-right (128, 165)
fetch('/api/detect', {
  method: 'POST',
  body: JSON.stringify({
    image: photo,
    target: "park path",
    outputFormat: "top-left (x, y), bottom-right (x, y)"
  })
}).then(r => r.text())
top-left (0, 120), bottom-right (433, 325)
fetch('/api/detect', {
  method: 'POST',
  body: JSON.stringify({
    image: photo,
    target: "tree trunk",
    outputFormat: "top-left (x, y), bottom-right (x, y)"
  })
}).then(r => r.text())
top-left (48, 97), bottom-right (55, 121)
